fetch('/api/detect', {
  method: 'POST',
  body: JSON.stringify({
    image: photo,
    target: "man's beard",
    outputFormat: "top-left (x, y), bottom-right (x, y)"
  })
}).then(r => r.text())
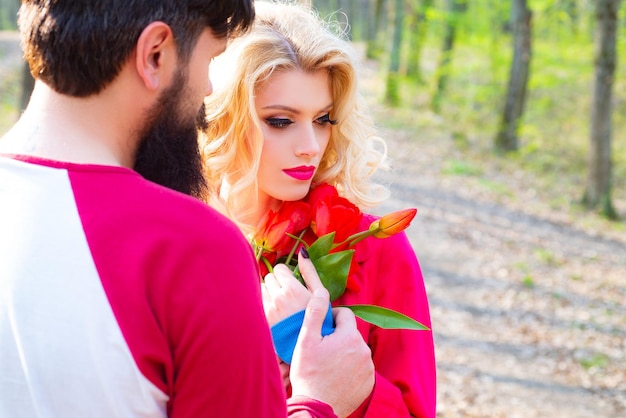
top-left (133, 69), bottom-right (208, 199)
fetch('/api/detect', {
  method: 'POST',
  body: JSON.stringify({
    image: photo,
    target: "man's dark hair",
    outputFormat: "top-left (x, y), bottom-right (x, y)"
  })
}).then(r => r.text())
top-left (18, 0), bottom-right (254, 97)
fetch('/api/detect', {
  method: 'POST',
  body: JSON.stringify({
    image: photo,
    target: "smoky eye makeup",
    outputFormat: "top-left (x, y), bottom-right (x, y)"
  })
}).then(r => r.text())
top-left (316, 113), bottom-right (338, 125)
top-left (266, 117), bottom-right (294, 128)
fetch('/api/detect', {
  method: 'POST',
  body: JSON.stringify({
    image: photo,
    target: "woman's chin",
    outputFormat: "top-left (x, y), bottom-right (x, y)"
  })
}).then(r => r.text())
top-left (277, 184), bottom-right (311, 202)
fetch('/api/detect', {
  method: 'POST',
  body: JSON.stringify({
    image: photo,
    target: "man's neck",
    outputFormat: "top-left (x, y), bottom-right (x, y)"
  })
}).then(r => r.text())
top-left (0, 82), bottom-right (140, 167)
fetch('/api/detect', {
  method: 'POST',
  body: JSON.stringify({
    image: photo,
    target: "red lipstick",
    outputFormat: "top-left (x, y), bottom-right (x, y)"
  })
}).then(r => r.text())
top-left (283, 166), bottom-right (315, 181)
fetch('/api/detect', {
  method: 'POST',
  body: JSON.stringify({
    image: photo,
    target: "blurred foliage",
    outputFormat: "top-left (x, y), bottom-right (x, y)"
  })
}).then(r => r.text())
top-left (325, 0), bottom-right (626, 220)
top-left (0, 32), bottom-right (20, 134)
top-left (0, 0), bottom-right (17, 30)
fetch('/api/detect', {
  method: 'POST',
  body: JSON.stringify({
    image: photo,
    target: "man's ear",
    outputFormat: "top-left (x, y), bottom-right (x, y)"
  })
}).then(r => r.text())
top-left (135, 22), bottom-right (177, 91)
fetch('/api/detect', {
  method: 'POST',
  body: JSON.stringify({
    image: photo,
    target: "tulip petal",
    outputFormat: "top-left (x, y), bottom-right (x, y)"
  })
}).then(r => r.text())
top-left (374, 208), bottom-right (417, 238)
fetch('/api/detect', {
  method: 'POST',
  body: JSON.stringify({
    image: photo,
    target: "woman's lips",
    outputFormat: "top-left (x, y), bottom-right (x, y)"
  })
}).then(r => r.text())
top-left (283, 166), bottom-right (315, 181)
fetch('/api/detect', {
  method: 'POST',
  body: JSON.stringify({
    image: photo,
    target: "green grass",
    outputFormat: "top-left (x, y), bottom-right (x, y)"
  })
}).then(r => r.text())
top-left (534, 248), bottom-right (561, 267)
top-left (477, 178), bottom-right (512, 197)
top-left (578, 352), bottom-right (610, 371)
top-left (442, 159), bottom-right (483, 176)
top-left (522, 275), bottom-right (535, 288)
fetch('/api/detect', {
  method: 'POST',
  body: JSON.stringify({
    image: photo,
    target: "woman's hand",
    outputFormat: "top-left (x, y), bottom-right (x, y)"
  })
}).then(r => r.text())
top-left (261, 261), bottom-right (312, 326)
top-left (264, 250), bottom-right (328, 395)
top-left (261, 249), bottom-right (325, 327)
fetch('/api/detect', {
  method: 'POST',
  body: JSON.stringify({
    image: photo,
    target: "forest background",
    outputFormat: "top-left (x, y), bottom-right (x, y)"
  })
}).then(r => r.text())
top-left (2, 0), bottom-right (625, 222)
top-left (0, 0), bottom-right (625, 416)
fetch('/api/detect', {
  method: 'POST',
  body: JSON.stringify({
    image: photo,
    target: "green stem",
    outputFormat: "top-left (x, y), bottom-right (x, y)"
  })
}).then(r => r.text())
top-left (284, 229), bottom-right (309, 267)
top-left (260, 256), bottom-right (274, 274)
top-left (332, 229), bottom-right (376, 250)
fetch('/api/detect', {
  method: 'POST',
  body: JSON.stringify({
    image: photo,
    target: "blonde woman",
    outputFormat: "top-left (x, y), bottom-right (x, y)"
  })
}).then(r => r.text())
top-left (202, 2), bottom-right (436, 417)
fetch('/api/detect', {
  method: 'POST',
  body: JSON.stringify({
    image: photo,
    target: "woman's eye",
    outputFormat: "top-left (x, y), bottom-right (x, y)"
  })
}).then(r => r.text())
top-left (266, 117), bottom-right (293, 128)
top-left (316, 113), bottom-right (337, 125)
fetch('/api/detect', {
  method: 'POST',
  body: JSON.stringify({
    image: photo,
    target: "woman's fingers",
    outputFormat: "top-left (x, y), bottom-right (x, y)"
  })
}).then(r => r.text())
top-left (272, 264), bottom-right (295, 287)
top-left (263, 271), bottom-right (281, 296)
top-left (297, 250), bottom-right (324, 293)
top-left (263, 262), bottom-right (312, 325)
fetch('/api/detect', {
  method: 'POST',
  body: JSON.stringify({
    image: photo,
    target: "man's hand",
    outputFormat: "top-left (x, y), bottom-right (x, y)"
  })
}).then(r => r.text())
top-left (289, 255), bottom-right (375, 418)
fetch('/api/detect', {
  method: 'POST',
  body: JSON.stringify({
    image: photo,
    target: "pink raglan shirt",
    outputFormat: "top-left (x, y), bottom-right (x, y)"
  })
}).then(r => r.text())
top-left (0, 156), bottom-right (334, 418)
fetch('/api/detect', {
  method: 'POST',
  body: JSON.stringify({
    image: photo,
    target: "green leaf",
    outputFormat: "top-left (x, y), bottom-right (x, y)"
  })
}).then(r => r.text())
top-left (342, 305), bottom-right (430, 330)
top-left (308, 232), bottom-right (335, 259)
top-left (312, 249), bottom-right (354, 301)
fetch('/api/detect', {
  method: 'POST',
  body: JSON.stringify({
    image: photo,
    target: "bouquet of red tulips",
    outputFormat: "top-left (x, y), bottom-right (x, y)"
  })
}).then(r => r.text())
top-left (252, 183), bottom-right (428, 330)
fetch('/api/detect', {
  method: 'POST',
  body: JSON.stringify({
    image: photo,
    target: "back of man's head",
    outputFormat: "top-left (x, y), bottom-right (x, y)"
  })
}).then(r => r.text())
top-left (18, 0), bottom-right (254, 97)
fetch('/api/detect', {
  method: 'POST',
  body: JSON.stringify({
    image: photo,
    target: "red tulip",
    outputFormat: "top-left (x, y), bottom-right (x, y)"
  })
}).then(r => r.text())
top-left (306, 183), bottom-right (363, 243)
top-left (253, 201), bottom-right (311, 256)
top-left (369, 208), bottom-right (417, 238)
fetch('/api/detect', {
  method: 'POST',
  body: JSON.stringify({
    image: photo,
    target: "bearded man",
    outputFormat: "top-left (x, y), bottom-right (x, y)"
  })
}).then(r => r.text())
top-left (0, 1), bottom-right (375, 417)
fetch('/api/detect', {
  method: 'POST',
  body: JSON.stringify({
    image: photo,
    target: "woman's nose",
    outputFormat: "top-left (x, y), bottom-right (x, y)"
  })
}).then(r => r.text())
top-left (295, 126), bottom-right (321, 157)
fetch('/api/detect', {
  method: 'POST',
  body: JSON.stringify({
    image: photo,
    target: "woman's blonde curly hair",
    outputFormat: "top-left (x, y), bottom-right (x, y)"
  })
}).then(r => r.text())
top-left (201, 0), bottom-right (389, 234)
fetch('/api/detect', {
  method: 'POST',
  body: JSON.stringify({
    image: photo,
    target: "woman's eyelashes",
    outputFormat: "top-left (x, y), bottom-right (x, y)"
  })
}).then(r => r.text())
top-left (265, 113), bottom-right (337, 129)
top-left (316, 113), bottom-right (338, 126)
top-left (266, 117), bottom-right (293, 128)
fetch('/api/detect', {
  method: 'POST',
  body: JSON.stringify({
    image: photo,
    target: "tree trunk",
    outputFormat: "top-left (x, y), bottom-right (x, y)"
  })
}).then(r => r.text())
top-left (384, 0), bottom-right (404, 106)
top-left (345, 0), bottom-right (355, 40)
top-left (495, 0), bottom-right (532, 152)
top-left (351, 0), bottom-right (367, 41)
top-left (358, 0), bottom-right (371, 43)
top-left (366, 0), bottom-right (386, 59)
top-left (583, 0), bottom-right (620, 218)
top-left (406, 0), bottom-right (434, 82)
top-left (431, 0), bottom-right (466, 113)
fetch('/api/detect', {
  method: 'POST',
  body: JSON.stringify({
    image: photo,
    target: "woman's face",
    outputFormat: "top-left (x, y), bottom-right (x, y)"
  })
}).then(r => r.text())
top-left (254, 69), bottom-right (334, 211)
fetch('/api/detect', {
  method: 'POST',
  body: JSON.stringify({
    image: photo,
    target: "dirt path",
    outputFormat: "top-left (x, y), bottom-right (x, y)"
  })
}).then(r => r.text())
top-left (360, 60), bottom-right (626, 417)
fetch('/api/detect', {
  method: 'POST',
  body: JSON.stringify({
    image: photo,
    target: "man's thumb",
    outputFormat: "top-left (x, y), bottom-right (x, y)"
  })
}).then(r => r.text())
top-left (299, 287), bottom-right (330, 341)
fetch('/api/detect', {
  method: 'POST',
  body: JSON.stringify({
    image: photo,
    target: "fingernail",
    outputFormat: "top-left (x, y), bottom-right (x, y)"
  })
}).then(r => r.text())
top-left (300, 247), bottom-right (309, 259)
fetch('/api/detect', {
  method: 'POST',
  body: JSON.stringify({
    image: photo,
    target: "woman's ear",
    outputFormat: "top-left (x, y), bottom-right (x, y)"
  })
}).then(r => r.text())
top-left (134, 22), bottom-right (176, 91)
